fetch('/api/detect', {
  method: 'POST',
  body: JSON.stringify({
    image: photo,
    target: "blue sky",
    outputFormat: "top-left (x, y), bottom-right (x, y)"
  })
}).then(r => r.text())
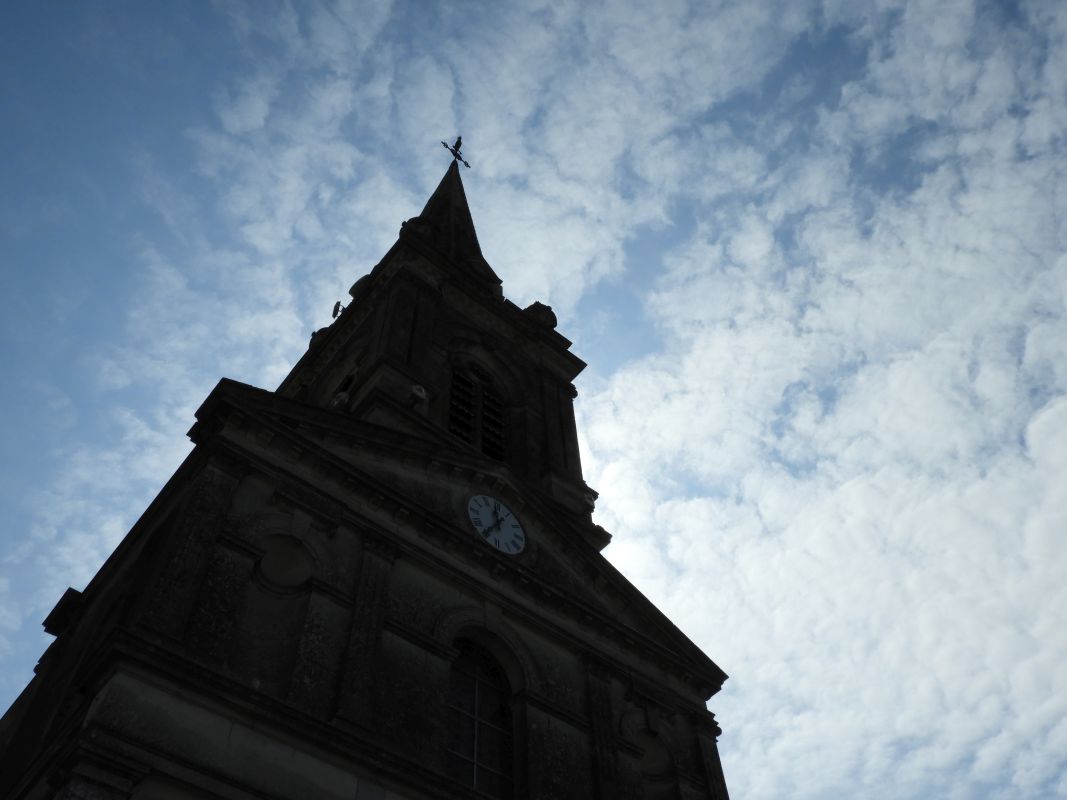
top-left (2, 2), bottom-right (1066, 798)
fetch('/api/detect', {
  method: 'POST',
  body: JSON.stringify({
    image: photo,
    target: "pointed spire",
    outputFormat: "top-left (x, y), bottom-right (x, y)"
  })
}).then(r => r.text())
top-left (401, 161), bottom-right (501, 289)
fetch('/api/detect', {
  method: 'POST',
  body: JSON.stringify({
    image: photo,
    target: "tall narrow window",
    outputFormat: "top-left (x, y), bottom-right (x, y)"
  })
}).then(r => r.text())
top-left (446, 640), bottom-right (514, 798)
top-left (449, 371), bottom-right (476, 442)
top-left (448, 364), bottom-right (506, 460)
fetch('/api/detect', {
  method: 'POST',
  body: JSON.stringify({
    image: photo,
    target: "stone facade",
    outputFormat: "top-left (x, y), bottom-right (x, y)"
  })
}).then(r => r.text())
top-left (0, 162), bottom-right (730, 799)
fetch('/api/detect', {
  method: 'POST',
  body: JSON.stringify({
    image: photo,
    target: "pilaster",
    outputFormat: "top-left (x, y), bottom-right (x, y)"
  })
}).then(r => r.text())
top-left (335, 534), bottom-right (397, 724)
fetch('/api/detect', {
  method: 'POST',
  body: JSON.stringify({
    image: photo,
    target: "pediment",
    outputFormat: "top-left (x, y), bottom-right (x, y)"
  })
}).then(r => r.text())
top-left (191, 379), bottom-right (726, 694)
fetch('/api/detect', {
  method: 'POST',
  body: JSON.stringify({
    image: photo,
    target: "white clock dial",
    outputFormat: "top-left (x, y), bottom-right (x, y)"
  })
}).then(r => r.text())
top-left (467, 494), bottom-right (526, 555)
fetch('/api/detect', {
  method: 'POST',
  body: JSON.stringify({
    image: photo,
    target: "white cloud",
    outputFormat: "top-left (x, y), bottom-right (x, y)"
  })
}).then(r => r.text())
top-left (576, 3), bottom-right (1067, 797)
top-left (214, 73), bottom-right (279, 135)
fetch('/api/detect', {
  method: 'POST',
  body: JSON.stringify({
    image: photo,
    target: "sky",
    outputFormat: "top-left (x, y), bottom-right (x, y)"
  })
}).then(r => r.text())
top-left (1, 1), bottom-right (1065, 798)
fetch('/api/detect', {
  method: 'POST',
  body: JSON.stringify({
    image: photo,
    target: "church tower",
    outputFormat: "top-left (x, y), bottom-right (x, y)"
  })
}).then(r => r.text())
top-left (0, 160), bottom-right (730, 800)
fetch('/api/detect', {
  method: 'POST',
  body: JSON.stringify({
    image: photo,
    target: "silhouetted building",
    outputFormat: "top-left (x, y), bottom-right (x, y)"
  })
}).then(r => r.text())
top-left (0, 163), bottom-right (730, 799)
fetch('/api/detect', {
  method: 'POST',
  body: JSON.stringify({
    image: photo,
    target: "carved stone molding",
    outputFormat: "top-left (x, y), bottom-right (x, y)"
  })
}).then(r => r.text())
top-left (431, 605), bottom-right (542, 694)
top-left (692, 711), bottom-right (730, 800)
top-left (586, 665), bottom-right (620, 797)
top-left (334, 539), bottom-right (394, 724)
top-left (184, 543), bottom-right (248, 668)
top-left (52, 777), bottom-right (130, 800)
top-left (287, 592), bottom-right (347, 717)
top-left (143, 468), bottom-right (238, 639)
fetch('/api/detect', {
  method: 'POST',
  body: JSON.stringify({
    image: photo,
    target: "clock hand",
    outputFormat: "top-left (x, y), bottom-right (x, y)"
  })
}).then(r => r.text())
top-left (485, 502), bottom-right (510, 533)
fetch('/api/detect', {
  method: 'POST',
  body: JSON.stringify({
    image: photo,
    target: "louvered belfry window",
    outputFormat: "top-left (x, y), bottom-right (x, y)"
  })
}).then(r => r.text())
top-left (448, 364), bottom-right (505, 460)
top-left (446, 641), bottom-right (514, 798)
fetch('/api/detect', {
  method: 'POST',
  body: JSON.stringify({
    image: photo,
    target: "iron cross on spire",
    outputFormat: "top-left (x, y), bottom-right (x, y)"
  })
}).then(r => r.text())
top-left (441, 136), bottom-right (471, 168)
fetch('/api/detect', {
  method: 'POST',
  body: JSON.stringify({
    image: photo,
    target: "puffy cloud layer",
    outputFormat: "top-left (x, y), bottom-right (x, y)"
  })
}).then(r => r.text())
top-left (576, 2), bottom-right (1067, 797)
top-left (1, 1), bottom-right (1064, 798)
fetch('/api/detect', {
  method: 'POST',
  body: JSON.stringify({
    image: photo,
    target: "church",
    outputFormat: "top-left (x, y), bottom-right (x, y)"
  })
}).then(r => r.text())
top-left (0, 155), bottom-right (731, 800)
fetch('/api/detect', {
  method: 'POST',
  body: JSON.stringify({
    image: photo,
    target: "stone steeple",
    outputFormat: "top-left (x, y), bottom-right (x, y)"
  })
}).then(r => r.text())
top-left (276, 162), bottom-right (600, 529)
top-left (400, 161), bottom-right (501, 293)
top-left (0, 159), bottom-right (731, 800)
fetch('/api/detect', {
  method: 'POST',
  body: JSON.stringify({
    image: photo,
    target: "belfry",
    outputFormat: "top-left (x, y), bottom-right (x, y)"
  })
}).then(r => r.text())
top-left (0, 159), bottom-right (730, 799)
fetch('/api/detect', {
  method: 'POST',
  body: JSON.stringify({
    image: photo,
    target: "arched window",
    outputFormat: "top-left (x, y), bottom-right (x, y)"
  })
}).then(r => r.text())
top-left (446, 640), bottom-right (514, 798)
top-left (448, 363), bottom-right (505, 460)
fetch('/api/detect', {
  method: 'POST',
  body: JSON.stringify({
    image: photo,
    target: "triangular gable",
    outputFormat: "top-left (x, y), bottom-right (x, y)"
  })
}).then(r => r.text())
top-left (192, 379), bottom-right (728, 694)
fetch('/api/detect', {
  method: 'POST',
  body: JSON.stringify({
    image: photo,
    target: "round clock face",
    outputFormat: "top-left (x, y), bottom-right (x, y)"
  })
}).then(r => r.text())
top-left (467, 495), bottom-right (526, 555)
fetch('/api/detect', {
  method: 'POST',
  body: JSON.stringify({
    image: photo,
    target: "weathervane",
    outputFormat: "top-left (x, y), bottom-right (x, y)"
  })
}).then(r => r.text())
top-left (441, 136), bottom-right (471, 168)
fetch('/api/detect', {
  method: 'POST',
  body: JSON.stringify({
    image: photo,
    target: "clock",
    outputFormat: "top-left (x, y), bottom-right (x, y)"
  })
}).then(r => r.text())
top-left (467, 494), bottom-right (526, 555)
